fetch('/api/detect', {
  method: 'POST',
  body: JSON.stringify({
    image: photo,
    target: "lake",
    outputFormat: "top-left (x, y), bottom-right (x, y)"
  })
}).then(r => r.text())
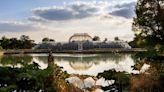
top-left (1, 54), bottom-right (137, 75)
top-left (0, 53), bottom-right (163, 92)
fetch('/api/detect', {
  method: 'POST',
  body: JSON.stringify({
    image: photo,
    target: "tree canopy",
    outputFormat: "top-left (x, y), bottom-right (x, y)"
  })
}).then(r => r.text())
top-left (92, 36), bottom-right (100, 41)
top-left (0, 35), bottom-right (36, 49)
top-left (132, 0), bottom-right (164, 49)
top-left (42, 37), bottom-right (55, 42)
top-left (114, 37), bottom-right (120, 41)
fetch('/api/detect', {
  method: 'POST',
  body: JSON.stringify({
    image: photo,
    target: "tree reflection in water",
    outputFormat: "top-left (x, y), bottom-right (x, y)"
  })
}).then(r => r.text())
top-left (0, 55), bottom-right (32, 68)
top-left (0, 54), bottom-right (82, 92)
top-left (0, 53), bottom-right (163, 92)
top-left (33, 53), bottom-right (134, 75)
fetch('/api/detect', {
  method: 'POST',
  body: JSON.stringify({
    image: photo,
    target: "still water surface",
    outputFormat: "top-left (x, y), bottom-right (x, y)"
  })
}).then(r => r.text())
top-left (0, 53), bottom-right (163, 92)
top-left (0, 53), bottom-right (137, 76)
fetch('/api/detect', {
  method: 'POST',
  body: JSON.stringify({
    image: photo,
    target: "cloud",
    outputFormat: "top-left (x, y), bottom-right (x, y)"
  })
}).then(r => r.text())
top-left (32, 3), bottom-right (99, 21)
top-left (32, 1), bottom-right (136, 21)
top-left (0, 15), bottom-right (134, 42)
top-left (0, 21), bottom-right (43, 32)
top-left (110, 2), bottom-right (136, 18)
top-left (0, 1), bottom-right (136, 42)
top-left (28, 16), bottom-right (47, 22)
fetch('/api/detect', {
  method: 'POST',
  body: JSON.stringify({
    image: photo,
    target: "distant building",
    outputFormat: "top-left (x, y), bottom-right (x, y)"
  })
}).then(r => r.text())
top-left (33, 33), bottom-right (131, 51)
top-left (69, 33), bottom-right (92, 42)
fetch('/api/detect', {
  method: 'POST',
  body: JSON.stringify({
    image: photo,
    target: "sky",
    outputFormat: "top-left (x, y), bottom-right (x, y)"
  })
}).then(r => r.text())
top-left (0, 0), bottom-right (137, 43)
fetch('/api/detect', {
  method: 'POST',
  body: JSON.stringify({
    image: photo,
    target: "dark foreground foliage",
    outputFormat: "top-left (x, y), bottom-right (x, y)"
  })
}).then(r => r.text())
top-left (97, 53), bottom-right (164, 92)
top-left (0, 62), bottom-right (54, 91)
top-left (0, 54), bottom-right (82, 92)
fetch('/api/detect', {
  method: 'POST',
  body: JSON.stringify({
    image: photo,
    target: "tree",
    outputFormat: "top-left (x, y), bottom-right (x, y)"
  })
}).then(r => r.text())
top-left (10, 38), bottom-right (20, 49)
top-left (133, 0), bottom-right (164, 48)
top-left (92, 36), bottom-right (100, 41)
top-left (0, 35), bottom-right (35, 49)
top-left (42, 37), bottom-right (55, 42)
top-left (114, 37), bottom-right (120, 41)
top-left (49, 39), bottom-right (55, 42)
top-left (42, 38), bottom-right (49, 42)
top-left (20, 35), bottom-right (35, 49)
top-left (103, 38), bottom-right (108, 42)
top-left (0, 36), bottom-right (10, 49)
top-left (20, 35), bottom-right (30, 42)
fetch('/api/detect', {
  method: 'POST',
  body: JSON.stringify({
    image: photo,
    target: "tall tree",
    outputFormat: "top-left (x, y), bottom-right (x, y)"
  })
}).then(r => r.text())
top-left (0, 35), bottom-right (35, 49)
top-left (42, 37), bottom-right (49, 42)
top-left (20, 35), bottom-right (30, 42)
top-left (114, 37), bottom-right (120, 41)
top-left (103, 38), bottom-right (108, 42)
top-left (42, 37), bottom-right (55, 42)
top-left (92, 36), bottom-right (100, 41)
top-left (0, 36), bottom-right (10, 49)
top-left (20, 35), bottom-right (35, 49)
top-left (133, 0), bottom-right (164, 48)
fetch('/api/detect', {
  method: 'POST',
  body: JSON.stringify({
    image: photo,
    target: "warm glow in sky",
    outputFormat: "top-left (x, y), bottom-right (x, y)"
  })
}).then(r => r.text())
top-left (0, 0), bottom-right (137, 43)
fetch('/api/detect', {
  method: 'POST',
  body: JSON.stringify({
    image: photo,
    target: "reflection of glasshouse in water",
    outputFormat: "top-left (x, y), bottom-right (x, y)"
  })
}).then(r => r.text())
top-left (33, 33), bottom-right (131, 51)
top-left (0, 54), bottom-right (163, 92)
top-left (30, 54), bottom-right (135, 75)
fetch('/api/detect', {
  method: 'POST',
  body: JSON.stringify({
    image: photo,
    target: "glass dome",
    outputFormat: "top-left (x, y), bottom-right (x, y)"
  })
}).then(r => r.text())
top-left (69, 33), bottom-right (92, 42)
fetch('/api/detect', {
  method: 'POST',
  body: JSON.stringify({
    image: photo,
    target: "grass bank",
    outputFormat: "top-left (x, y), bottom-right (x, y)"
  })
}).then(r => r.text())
top-left (3, 48), bottom-right (147, 55)
top-left (56, 48), bottom-right (147, 54)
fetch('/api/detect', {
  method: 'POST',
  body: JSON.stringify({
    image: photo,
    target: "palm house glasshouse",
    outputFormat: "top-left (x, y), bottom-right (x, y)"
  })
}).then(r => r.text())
top-left (33, 33), bottom-right (131, 51)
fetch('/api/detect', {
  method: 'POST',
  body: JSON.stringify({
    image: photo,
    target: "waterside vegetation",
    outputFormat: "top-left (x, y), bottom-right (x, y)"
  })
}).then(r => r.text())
top-left (0, 0), bottom-right (164, 92)
top-left (0, 53), bottom-right (83, 92)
